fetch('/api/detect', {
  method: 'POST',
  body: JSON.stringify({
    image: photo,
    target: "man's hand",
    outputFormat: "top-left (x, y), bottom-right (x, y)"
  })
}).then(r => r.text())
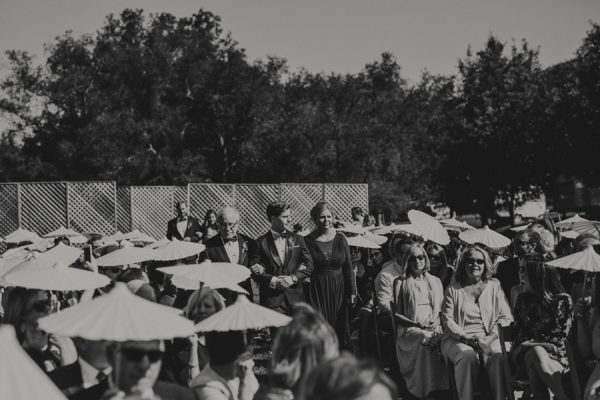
top-left (250, 264), bottom-right (265, 275)
top-left (281, 275), bottom-right (295, 287)
top-left (275, 276), bottom-right (290, 290)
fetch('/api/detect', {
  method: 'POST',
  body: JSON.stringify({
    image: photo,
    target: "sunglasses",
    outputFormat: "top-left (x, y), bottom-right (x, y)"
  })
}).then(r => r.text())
top-left (428, 255), bottom-right (441, 261)
top-left (100, 266), bottom-right (122, 274)
top-left (121, 348), bottom-right (163, 363)
top-left (31, 299), bottom-right (52, 313)
top-left (410, 255), bottom-right (426, 261)
top-left (516, 241), bottom-right (535, 247)
top-left (465, 258), bottom-right (485, 265)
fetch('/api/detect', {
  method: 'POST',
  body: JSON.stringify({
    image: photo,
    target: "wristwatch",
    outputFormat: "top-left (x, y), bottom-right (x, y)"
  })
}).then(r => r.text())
top-left (291, 275), bottom-right (298, 284)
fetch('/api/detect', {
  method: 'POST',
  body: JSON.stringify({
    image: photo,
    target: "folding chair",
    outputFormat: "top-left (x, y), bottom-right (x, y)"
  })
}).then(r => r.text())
top-left (497, 323), bottom-right (532, 400)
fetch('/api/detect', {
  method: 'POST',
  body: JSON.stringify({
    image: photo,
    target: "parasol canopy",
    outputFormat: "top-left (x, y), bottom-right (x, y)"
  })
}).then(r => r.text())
top-left (555, 214), bottom-right (600, 235)
top-left (0, 325), bottom-right (67, 400)
top-left (158, 260), bottom-right (250, 290)
top-left (368, 224), bottom-right (399, 235)
top-left (364, 231), bottom-right (388, 245)
top-left (144, 237), bottom-right (170, 249)
top-left (560, 230), bottom-right (580, 240)
top-left (170, 275), bottom-right (250, 294)
top-left (3, 261), bottom-right (110, 291)
top-left (459, 226), bottom-right (512, 249)
top-left (95, 246), bottom-right (156, 267)
top-left (38, 283), bottom-right (194, 341)
top-left (509, 224), bottom-right (531, 232)
top-left (345, 235), bottom-right (381, 249)
top-left (336, 223), bottom-right (367, 235)
top-left (119, 230), bottom-right (156, 244)
top-left (152, 239), bottom-right (205, 261)
top-left (2, 228), bottom-right (40, 244)
top-left (546, 246), bottom-right (600, 273)
top-left (194, 294), bottom-right (291, 333)
top-left (407, 210), bottom-right (451, 245)
top-left (440, 218), bottom-right (475, 231)
top-left (43, 226), bottom-right (88, 244)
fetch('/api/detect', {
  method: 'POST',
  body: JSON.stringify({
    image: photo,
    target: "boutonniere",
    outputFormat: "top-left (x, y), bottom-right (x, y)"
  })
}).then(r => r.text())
top-left (241, 241), bottom-right (248, 254)
top-left (286, 237), bottom-right (296, 249)
top-left (187, 221), bottom-right (192, 229)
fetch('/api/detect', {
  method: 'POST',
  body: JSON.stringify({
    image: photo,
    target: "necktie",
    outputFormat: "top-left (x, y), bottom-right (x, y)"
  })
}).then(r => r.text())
top-left (224, 236), bottom-right (238, 243)
top-left (96, 371), bottom-right (108, 383)
top-left (273, 231), bottom-right (286, 241)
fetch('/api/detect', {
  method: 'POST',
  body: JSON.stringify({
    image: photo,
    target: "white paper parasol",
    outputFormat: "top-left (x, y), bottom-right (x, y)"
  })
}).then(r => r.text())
top-left (170, 275), bottom-right (250, 295)
top-left (194, 295), bottom-right (291, 332)
top-left (144, 237), bottom-right (170, 249)
top-left (407, 210), bottom-right (451, 245)
top-left (560, 230), bottom-right (580, 240)
top-left (4, 261), bottom-right (110, 291)
top-left (158, 260), bottom-right (250, 290)
top-left (43, 226), bottom-right (88, 244)
top-left (0, 325), bottom-right (67, 400)
top-left (93, 231), bottom-right (124, 246)
top-left (546, 247), bottom-right (600, 272)
top-left (345, 235), bottom-right (381, 249)
top-left (459, 226), bottom-right (511, 249)
top-left (2, 228), bottom-right (40, 244)
top-left (509, 224), bottom-right (531, 232)
top-left (152, 239), bottom-right (205, 261)
top-left (38, 283), bottom-right (194, 341)
top-left (364, 231), bottom-right (388, 245)
top-left (555, 214), bottom-right (600, 235)
top-left (119, 230), bottom-right (156, 244)
top-left (336, 223), bottom-right (367, 235)
top-left (440, 218), bottom-right (475, 231)
top-left (368, 224), bottom-right (399, 235)
top-left (95, 246), bottom-right (156, 267)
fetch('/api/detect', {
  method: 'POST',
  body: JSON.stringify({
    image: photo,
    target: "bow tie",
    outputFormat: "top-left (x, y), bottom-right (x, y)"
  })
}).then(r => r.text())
top-left (223, 236), bottom-right (238, 243)
top-left (272, 231), bottom-right (287, 240)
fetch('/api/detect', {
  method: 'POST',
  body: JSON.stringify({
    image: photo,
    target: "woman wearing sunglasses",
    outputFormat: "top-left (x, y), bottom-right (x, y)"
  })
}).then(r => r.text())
top-left (393, 243), bottom-right (448, 399)
top-left (441, 245), bottom-right (513, 400)
top-left (2, 287), bottom-right (61, 372)
top-left (426, 242), bottom-right (454, 290)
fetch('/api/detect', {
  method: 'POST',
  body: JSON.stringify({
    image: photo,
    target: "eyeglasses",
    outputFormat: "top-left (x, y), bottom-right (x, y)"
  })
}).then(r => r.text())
top-left (465, 258), bottom-right (485, 265)
top-left (516, 241), bottom-right (535, 247)
top-left (428, 255), bottom-right (441, 261)
top-left (100, 266), bottom-right (122, 274)
top-left (410, 255), bottom-right (426, 261)
top-left (120, 348), bottom-right (163, 363)
top-left (31, 299), bottom-right (52, 313)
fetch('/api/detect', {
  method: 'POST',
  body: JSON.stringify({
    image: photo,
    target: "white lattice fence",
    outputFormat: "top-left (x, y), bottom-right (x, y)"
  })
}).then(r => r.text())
top-left (280, 184), bottom-right (323, 233)
top-left (235, 184), bottom-right (279, 238)
top-left (324, 184), bottom-right (369, 223)
top-left (68, 182), bottom-right (116, 235)
top-left (20, 183), bottom-right (68, 236)
top-left (188, 184), bottom-right (234, 224)
top-left (116, 187), bottom-right (131, 233)
top-left (0, 184), bottom-right (19, 237)
top-left (130, 186), bottom-right (175, 240)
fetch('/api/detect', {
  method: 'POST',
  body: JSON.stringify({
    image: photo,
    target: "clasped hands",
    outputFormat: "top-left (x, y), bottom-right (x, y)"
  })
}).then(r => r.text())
top-left (250, 264), bottom-right (296, 290)
top-left (461, 334), bottom-right (495, 354)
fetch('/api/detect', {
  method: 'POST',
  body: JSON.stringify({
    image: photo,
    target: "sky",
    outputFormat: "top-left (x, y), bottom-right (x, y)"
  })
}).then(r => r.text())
top-left (0, 0), bottom-right (599, 83)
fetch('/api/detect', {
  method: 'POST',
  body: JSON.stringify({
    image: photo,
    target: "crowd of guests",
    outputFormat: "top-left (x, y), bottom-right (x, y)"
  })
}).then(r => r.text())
top-left (3, 200), bottom-right (600, 400)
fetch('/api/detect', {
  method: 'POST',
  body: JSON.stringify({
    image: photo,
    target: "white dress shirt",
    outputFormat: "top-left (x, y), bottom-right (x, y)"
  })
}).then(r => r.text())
top-left (222, 237), bottom-right (240, 263)
top-left (79, 357), bottom-right (112, 389)
top-left (271, 230), bottom-right (287, 263)
top-left (176, 218), bottom-right (188, 238)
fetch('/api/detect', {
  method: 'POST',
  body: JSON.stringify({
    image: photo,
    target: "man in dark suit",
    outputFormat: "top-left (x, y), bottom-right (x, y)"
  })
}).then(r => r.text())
top-left (71, 340), bottom-right (194, 400)
top-left (249, 201), bottom-right (314, 314)
top-left (166, 201), bottom-right (202, 243)
top-left (48, 338), bottom-right (112, 399)
top-left (200, 206), bottom-right (256, 304)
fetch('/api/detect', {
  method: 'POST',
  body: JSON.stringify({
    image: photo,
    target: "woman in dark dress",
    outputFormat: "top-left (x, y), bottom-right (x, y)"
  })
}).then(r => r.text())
top-left (304, 201), bottom-right (357, 346)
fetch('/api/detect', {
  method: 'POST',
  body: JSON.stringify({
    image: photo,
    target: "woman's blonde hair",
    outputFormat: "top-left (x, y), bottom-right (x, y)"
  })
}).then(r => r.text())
top-left (269, 303), bottom-right (339, 393)
top-left (399, 243), bottom-right (430, 278)
top-left (183, 287), bottom-right (225, 322)
top-left (455, 245), bottom-right (493, 285)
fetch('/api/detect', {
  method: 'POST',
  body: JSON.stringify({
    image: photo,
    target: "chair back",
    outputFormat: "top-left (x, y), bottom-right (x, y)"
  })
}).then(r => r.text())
top-left (497, 323), bottom-right (517, 400)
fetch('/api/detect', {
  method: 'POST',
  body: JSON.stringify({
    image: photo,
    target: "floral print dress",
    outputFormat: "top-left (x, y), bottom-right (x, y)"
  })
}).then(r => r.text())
top-left (513, 291), bottom-right (573, 368)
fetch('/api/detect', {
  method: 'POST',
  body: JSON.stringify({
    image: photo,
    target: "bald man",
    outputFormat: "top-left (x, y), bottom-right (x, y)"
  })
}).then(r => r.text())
top-left (200, 206), bottom-right (256, 304)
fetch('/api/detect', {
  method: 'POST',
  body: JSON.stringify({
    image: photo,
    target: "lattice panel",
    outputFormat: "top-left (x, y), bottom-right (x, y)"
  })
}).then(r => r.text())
top-left (116, 187), bottom-right (131, 233)
top-left (173, 186), bottom-right (189, 209)
top-left (280, 184), bottom-right (323, 233)
top-left (21, 183), bottom-right (68, 236)
top-left (235, 184), bottom-right (279, 238)
top-left (0, 184), bottom-right (19, 237)
top-left (188, 184), bottom-right (234, 222)
top-left (68, 182), bottom-right (116, 235)
top-left (324, 184), bottom-right (369, 223)
top-left (130, 187), bottom-right (174, 240)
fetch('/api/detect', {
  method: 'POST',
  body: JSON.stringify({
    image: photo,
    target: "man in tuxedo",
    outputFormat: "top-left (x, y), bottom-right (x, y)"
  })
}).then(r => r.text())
top-left (166, 201), bottom-right (202, 243)
top-left (48, 338), bottom-right (112, 399)
top-left (249, 202), bottom-right (313, 314)
top-left (201, 206), bottom-right (255, 304)
top-left (71, 340), bottom-right (194, 400)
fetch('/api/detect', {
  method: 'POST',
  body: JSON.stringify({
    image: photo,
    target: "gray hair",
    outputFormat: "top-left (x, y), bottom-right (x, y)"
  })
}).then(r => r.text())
top-left (217, 206), bottom-right (240, 223)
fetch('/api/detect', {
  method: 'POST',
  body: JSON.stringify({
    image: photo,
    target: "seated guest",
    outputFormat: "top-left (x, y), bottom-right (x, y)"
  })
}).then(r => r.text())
top-left (48, 338), bottom-right (111, 399)
top-left (191, 331), bottom-right (259, 400)
top-left (3, 287), bottom-right (61, 372)
top-left (576, 274), bottom-right (600, 400)
top-left (394, 243), bottom-right (448, 399)
top-left (426, 242), bottom-right (454, 289)
top-left (513, 259), bottom-right (572, 400)
top-left (296, 353), bottom-right (397, 400)
top-left (374, 238), bottom-right (415, 314)
top-left (254, 303), bottom-right (339, 400)
top-left (441, 245), bottom-right (513, 400)
top-left (72, 340), bottom-right (194, 400)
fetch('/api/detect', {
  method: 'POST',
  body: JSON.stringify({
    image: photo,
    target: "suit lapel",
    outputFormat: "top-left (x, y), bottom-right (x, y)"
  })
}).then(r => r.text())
top-left (215, 237), bottom-right (230, 263)
top-left (266, 232), bottom-right (284, 268)
top-left (237, 234), bottom-right (246, 265)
